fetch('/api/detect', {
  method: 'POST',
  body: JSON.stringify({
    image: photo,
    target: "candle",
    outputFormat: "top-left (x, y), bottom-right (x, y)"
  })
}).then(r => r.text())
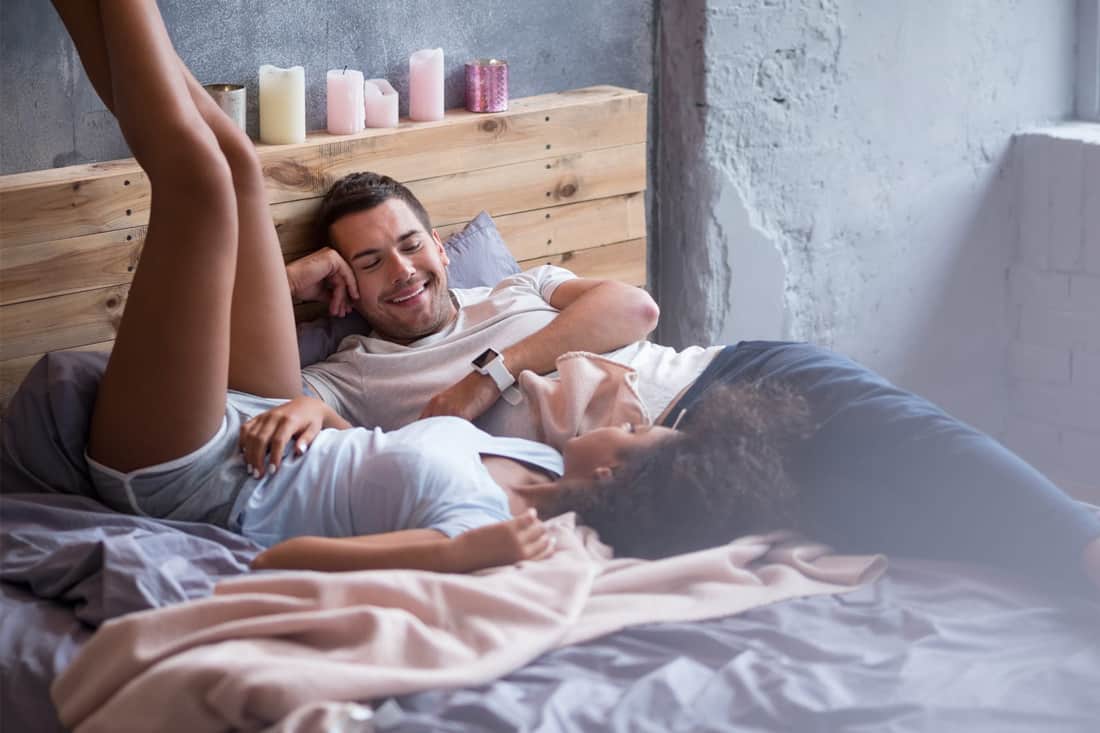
top-left (259, 64), bottom-right (305, 144)
top-left (409, 48), bottom-right (444, 122)
top-left (326, 67), bottom-right (365, 134)
top-left (202, 83), bottom-right (247, 132)
top-left (364, 79), bottom-right (399, 128)
top-left (465, 59), bottom-right (508, 113)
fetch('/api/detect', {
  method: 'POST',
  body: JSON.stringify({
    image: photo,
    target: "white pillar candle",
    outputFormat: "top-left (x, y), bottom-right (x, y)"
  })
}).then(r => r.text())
top-left (259, 64), bottom-right (306, 144)
top-left (364, 78), bottom-right (399, 128)
top-left (409, 48), bottom-right (445, 122)
top-left (326, 68), bottom-right (365, 134)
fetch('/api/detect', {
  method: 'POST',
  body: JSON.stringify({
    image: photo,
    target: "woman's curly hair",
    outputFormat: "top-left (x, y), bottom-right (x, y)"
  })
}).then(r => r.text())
top-left (550, 381), bottom-right (814, 559)
top-left (315, 171), bottom-right (432, 246)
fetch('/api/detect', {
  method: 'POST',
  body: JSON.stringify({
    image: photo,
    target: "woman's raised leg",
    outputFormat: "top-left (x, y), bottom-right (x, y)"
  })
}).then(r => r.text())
top-left (53, 2), bottom-right (303, 401)
top-left (55, 0), bottom-right (239, 472)
top-left (176, 65), bottom-right (302, 400)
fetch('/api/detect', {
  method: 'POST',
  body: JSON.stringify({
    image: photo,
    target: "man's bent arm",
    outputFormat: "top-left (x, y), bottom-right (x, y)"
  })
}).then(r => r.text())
top-left (418, 276), bottom-right (659, 421)
top-left (500, 277), bottom-right (659, 377)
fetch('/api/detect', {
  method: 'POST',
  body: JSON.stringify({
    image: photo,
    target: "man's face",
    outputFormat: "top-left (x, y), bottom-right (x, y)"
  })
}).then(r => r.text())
top-left (329, 199), bottom-right (456, 344)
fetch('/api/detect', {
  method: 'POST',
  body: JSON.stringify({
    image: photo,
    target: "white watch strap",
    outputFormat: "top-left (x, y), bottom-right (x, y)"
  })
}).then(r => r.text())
top-left (481, 354), bottom-right (523, 405)
top-left (482, 354), bottom-right (512, 389)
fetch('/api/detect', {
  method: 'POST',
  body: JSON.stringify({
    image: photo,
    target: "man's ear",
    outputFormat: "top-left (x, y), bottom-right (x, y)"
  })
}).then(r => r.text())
top-left (432, 229), bottom-right (450, 267)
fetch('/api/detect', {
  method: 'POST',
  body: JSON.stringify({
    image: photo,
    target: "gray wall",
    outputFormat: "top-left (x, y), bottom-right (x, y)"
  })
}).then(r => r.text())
top-left (657, 0), bottom-right (1079, 436)
top-left (0, 0), bottom-right (654, 173)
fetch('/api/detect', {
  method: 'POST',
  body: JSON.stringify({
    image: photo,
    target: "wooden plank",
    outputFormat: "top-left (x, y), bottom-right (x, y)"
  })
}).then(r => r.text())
top-left (0, 236), bottom-right (648, 367)
top-left (0, 226), bottom-right (144, 306)
top-left (0, 87), bottom-right (646, 249)
top-left (408, 143), bottom-right (646, 227)
top-left (0, 284), bottom-right (128, 362)
top-left (0, 341), bottom-right (111, 412)
top-left (274, 144), bottom-right (646, 256)
top-left (4, 186), bottom-right (645, 307)
top-left (519, 238), bottom-right (647, 286)
top-left (436, 193), bottom-right (646, 262)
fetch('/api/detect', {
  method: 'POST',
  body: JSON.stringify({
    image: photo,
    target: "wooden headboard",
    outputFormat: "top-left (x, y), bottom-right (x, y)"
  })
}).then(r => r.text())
top-left (0, 85), bottom-right (648, 411)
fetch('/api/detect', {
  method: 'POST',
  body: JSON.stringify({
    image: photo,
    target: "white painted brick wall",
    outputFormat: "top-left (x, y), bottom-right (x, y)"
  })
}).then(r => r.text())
top-left (1009, 130), bottom-right (1100, 501)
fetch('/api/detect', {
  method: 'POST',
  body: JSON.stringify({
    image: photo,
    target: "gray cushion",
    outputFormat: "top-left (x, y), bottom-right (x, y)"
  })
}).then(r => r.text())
top-left (0, 211), bottom-right (520, 497)
top-left (1, 351), bottom-right (106, 498)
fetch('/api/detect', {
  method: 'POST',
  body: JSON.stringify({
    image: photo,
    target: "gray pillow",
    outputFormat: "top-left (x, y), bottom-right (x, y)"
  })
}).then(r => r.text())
top-left (0, 211), bottom-right (520, 497)
top-left (1, 351), bottom-right (106, 498)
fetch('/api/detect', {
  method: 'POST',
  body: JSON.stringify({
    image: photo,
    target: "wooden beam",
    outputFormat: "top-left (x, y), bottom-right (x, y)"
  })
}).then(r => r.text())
top-left (3, 191), bottom-right (646, 307)
top-left (519, 238), bottom-right (647, 287)
top-left (0, 87), bottom-right (646, 249)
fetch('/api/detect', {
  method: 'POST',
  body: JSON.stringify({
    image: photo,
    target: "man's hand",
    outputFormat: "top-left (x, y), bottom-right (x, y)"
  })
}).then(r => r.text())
top-left (419, 371), bottom-right (502, 422)
top-left (286, 247), bottom-right (360, 317)
top-left (239, 396), bottom-right (349, 477)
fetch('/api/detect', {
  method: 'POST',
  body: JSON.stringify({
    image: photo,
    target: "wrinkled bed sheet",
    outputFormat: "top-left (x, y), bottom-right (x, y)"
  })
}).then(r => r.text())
top-left (2, 493), bottom-right (1098, 733)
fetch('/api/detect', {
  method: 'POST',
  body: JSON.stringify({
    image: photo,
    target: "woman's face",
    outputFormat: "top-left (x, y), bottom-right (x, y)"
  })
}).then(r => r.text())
top-left (562, 423), bottom-right (679, 480)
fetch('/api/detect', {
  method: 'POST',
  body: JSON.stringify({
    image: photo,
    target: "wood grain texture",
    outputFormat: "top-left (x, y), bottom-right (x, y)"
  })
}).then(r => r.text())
top-left (0, 86), bottom-right (646, 249)
top-left (0, 87), bottom-right (648, 411)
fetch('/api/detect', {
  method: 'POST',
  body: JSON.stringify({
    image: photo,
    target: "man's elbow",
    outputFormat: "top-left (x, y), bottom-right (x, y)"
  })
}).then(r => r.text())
top-left (627, 286), bottom-right (660, 335)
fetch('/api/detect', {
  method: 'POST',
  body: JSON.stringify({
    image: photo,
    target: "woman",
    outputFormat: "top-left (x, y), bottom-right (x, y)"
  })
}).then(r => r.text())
top-left (247, 381), bottom-right (806, 571)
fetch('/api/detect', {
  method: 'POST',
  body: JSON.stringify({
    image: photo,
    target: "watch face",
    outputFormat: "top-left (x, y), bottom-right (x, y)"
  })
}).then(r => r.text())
top-left (473, 348), bottom-right (499, 369)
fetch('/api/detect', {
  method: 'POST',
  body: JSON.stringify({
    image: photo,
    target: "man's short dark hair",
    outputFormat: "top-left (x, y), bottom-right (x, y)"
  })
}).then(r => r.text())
top-left (315, 172), bottom-right (433, 246)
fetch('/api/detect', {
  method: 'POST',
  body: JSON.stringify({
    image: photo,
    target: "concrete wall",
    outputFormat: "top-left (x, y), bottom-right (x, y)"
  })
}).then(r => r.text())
top-left (0, 0), bottom-right (653, 174)
top-left (657, 0), bottom-right (1079, 437)
top-left (1004, 128), bottom-right (1100, 501)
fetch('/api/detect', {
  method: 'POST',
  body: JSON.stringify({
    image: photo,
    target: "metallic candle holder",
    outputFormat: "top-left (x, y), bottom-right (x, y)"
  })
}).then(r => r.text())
top-left (465, 59), bottom-right (508, 113)
top-left (202, 83), bottom-right (247, 132)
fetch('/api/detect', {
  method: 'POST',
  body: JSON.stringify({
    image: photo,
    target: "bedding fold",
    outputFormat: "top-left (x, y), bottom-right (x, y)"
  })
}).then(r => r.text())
top-left (51, 515), bottom-right (885, 733)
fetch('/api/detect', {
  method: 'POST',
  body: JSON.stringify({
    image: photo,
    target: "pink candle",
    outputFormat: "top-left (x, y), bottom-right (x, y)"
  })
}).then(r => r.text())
top-left (326, 68), bottom-right (365, 134)
top-left (364, 78), bottom-right (399, 128)
top-left (409, 48), bottom-right (444, 122)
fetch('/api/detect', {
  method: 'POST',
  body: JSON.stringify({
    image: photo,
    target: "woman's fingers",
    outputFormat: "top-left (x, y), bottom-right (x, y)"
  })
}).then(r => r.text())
top-left (266, 417), bottom-right (300, 473)
top-left (295, 423), bottom-right (320, 456)
top-left (243, 418), bottom-right (274, 477)
top-left (511, 510), bottom-right (556, 560)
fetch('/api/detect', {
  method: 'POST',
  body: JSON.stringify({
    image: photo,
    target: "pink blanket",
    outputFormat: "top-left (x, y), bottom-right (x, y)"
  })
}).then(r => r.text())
top-left (52, 515), bottom-right (885, 733)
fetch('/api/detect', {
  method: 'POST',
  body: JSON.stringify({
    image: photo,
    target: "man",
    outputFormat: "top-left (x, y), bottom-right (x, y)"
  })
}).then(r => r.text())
top-left (281, 171), bottom-right (708, 439)
top-left (274, 170), bottom-right (1100, 597)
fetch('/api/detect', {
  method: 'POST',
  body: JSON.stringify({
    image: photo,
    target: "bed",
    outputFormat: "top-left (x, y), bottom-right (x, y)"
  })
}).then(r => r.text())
top-left (2, 86), bottom-right (1099, 733)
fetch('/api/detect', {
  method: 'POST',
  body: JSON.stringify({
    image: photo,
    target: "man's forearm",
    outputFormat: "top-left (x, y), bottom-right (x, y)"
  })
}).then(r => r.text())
top-left (502, 281), bottom-right (658, 376)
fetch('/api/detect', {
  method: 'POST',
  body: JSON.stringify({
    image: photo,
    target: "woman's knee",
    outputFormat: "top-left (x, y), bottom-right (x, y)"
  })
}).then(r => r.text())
top-left (216, 127), bottom-right (265, 194)
top-left (145, 123), bottom-right (235, 199)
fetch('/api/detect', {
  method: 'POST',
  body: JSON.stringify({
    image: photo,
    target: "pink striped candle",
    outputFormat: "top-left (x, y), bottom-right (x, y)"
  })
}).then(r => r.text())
top-left (465, 59), bottom-right (508, 113)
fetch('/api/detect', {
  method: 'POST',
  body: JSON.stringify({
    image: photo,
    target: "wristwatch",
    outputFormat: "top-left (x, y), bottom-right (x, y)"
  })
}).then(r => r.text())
top-left (472, 348), bottom-right (523, 405)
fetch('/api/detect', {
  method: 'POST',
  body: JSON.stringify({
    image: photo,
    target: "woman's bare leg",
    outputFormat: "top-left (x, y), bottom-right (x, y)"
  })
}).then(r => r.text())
top-left (52, 1), bottom-right (301, 403)
top-left (177, 66), bottom-right (302, 399)
top-left (57, 0), bottom-right (238, 472)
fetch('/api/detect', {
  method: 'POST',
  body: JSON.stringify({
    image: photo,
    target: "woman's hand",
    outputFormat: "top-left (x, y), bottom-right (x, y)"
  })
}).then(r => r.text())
top-left (446, 510), bottom-right (556, 573)
top-left (239, 396), bottom-right (346, 477)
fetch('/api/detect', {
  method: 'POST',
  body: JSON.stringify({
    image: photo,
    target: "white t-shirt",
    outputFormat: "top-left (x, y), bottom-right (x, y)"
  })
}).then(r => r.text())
top-left (236, 416), bottom-right (563, 548)
top-left (301, 265), bottom-right (721, 436)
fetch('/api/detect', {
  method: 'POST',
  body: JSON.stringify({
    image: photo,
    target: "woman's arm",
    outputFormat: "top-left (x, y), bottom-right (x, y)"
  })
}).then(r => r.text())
top-left (252, 510), bottom-right (554, 573)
